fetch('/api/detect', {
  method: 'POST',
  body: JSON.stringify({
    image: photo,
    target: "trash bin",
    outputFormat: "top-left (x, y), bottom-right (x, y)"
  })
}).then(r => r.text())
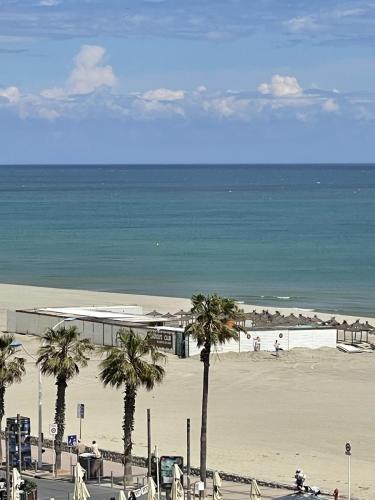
top-left (78, 454), bottom-right (103, 480)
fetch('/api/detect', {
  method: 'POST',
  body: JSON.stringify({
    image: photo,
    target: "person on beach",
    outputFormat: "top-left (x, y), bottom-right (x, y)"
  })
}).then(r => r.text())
top-left (77, 440), bottom-right (86, 455)
top-left (254, 336), bottom-right (261, 352)
top-left (274, 339), bottom-right (280, 357)
top-left (91, 440), bottom-right (101, 458)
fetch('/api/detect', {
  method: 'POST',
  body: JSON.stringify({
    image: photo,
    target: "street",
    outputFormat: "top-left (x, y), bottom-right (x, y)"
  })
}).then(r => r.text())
top-left (32, 477), bottom-right (147, 500)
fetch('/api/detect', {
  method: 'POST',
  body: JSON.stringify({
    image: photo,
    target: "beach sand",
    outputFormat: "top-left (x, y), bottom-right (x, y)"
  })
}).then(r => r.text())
top-left (2, 283), bottom-right (375, 498)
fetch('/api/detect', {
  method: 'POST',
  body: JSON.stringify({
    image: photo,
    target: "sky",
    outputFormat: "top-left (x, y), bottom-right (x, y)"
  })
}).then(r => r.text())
top-left (1, 0), bottom-right (375, 164)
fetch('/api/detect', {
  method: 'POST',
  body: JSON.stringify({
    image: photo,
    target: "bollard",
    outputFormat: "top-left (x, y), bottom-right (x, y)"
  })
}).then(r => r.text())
top-left (111, 471), bottom-right (114, 489)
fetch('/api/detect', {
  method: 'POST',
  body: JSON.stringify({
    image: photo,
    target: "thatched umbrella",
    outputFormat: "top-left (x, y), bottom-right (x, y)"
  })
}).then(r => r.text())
top-left (350, 319), bottom-right (374, 342)
top-left (163, 312), bottom-right (175, 319)
top-left (363, 321), bottom-right (374, 331)
top-left (146, 310), bottom-right (163, 317)
top-left (297, 314), bottom-right (311, 326)
top-left (260, 310), bottom-right (272, 321)
top-left (309, 314), bottom-right (323, 324)
top-left (325, 317), bottom-right (340, 327)
top-left (283, 313), bottom-right (300, 326)
top-left (339, 320), bottom-right (355, 343)
top-left (245, 310), bottom-right (260, 320)
top-left (174, 309), bottom-right (190, 317)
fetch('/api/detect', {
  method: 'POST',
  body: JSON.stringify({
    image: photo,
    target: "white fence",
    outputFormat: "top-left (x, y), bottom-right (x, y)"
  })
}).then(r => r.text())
top-left (187, 327), bottom-right (337, 356)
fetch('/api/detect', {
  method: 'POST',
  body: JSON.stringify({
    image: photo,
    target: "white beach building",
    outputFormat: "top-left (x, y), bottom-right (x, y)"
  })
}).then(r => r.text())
top-left (6, 305), bottom-right (337, 357)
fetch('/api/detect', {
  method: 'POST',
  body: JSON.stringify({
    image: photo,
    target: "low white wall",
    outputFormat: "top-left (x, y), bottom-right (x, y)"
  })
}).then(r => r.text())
top-left (187, 327), bottom-right (336, 356)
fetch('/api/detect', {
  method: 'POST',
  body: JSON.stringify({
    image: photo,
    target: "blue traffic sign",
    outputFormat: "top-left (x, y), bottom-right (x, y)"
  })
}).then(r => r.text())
top-left (68, 434), bottom-right (77, 447)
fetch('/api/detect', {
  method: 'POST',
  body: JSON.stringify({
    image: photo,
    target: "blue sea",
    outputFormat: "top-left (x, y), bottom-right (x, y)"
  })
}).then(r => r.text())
top-left (1, 164), bottom-right (375, 316)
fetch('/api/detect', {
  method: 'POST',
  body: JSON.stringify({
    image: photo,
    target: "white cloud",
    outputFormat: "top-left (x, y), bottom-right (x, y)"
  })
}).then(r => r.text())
top-left (203, 96), bottom-right (250, 119)
top-left (0, 86), bottom-right (20, 104)
top-left (141, 88), bottom-right (185, 101)
top-left (40, 87), bottom-right (69, 100)
top-left (285, 16), bottom-right (318, 33)
top-left (68, 45), bottom-right (118, 95)
top-left (133, 98), bottom-right (185, 118)
top-left (39, 0), bottom-right (60, 6)
top-left (41, 45), bottom-right (118, 101)
top-left (258, 75), bottom-right (302, 97)
top-left (322, 98), bottom-right (339, 113)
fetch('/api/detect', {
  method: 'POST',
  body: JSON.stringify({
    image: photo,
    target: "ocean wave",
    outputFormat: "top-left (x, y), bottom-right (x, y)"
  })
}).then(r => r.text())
top-left (256, 295), bottom-right (292, 301)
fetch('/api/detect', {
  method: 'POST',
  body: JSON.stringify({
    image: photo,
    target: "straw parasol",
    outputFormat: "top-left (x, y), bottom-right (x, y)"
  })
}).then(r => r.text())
top-left (146, 310), bottom-right (163, 317)
top-left (162, 312), bottom-right (175, 319)
top-left (283, 314), bottom-right (300, 326)
top-left (350, 319), bottom-right (374, 342)
top-left (147, 476), bottom-right (157, 500)
top-left (297, 314), bottom-right (311, 325)
top-left (174, 309), bottom-right (190, 316)
top-left (325, 317), bottom-right (341, 327)
top-left (250, 479), bottom-right (262, 499)
top-left (11, 468), bottom-right (22, 500)
top-left (171, 463), bottom-right (184, 500)
top-left (310, 314), bottom-right (323, 324)
top-left (73, 463), bottom-right (90, 500)
top-left (213, 471), bottom-right (223, 500)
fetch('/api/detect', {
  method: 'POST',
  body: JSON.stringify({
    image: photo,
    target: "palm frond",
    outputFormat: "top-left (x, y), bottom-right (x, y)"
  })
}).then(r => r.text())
top-left (36, 326), bottom-right (94, 380)
top-left (99, 329), bottom-right (166, 391)
top-left (0, 334), bottom-right (26, 387)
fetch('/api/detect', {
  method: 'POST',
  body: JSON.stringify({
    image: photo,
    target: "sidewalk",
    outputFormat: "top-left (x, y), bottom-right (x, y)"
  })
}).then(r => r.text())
top-left (21, 445), bottom-right (332, 499)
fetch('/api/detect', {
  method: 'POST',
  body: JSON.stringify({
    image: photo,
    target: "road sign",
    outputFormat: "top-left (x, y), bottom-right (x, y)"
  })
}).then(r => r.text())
top-left (77, 403), bottom-right (85, 419)
top-left (68, 435), bottom-right (77, 447)
top-left (49, 423), bottom-right (58, 438)
top-left (345, 442), bottom-right (352, 456)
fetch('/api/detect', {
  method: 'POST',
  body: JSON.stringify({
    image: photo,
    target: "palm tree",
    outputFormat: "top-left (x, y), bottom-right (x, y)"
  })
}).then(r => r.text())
top-left (0, 334), bottom-right (26, 461)
top-left (99, 329), bottom-right (166, 484)
top-left (36, 326), bottom-right (94, 469)
top-left (185, 293), bottom-right (244, 486)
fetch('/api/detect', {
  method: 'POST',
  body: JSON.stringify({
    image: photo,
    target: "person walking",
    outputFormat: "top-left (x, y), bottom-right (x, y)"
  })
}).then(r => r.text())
top-left (254, 336), bottom-right (261, 352)
top-left (274, 339), bottom-right (280, 357)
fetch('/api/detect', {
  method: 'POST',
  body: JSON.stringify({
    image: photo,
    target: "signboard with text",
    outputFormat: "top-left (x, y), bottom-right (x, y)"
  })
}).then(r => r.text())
top-left (147, 330), bottom-right (174, 350)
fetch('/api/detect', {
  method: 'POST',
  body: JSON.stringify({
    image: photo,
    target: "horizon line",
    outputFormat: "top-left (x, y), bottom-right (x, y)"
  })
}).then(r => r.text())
top-left (1, 162), bottom-right (375, 167)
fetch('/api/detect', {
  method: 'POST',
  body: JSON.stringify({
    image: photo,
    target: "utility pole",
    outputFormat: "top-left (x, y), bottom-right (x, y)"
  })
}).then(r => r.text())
top-left (155, 446), bottom-right (160, 500)
top-left (187, 418), bottom-right (191, 500)
top-left (147, 409), bottom-right (151, 478)
top-left (17, 413), bottom-right (22, 473)
top-left (38, 367), bottom-right (43, 469)
top-left (345, 442), bottom-right (351, 500)
top-left (5, 427), bottom-right (11, 500)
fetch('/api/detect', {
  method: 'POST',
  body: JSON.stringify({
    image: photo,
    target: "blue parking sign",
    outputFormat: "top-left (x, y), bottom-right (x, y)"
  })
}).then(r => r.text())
top-left (68, 434), bottom-right (77, 447)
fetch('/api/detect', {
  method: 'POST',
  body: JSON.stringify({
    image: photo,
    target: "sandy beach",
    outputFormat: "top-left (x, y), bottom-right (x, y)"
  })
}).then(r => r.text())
top-left (2, 283), bottom-right (375, 498)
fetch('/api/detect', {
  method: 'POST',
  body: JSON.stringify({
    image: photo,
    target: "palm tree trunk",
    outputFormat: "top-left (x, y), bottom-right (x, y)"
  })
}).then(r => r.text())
top-left (0, 385), bottom-right (5, 463)
top-left (54, 375), bottom-right (67, 470)
top-left (123, 383), bottom-right (136, 486)
top-left (200, 343), bottom-right (211, 486)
